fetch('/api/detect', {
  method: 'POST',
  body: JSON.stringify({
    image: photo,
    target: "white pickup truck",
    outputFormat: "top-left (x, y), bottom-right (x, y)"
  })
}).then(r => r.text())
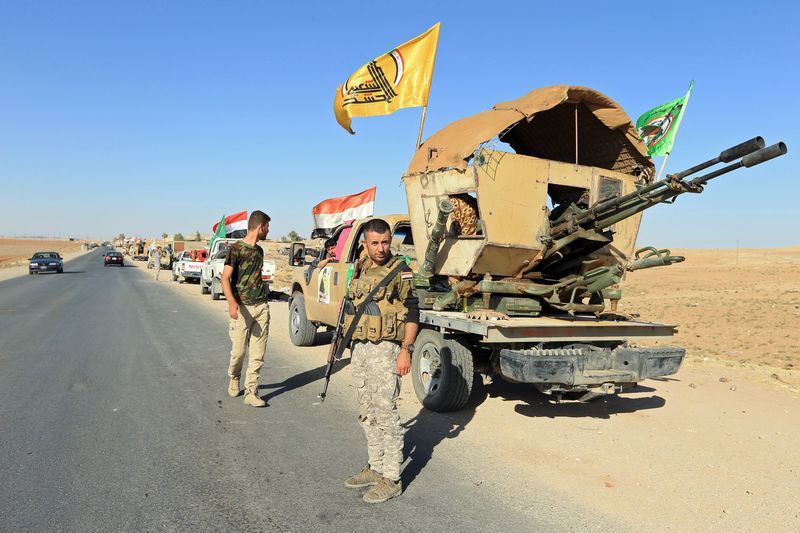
top-left (171, 251), bottom-right (204, 283)
top-left (200, 238), bottom-right (276, 300)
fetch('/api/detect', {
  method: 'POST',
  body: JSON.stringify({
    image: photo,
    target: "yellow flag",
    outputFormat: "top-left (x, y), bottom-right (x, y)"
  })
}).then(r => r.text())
top-left (334, 23), bottom-right (440, 134)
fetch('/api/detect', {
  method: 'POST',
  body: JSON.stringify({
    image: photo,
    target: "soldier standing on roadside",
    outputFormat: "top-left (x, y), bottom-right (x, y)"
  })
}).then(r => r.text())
top-left (343, 218), bottom-right (419, 503)
top-left (221, 211), bottom-right (271, 407)
top-left (154, 247), bottom-right (162, 280)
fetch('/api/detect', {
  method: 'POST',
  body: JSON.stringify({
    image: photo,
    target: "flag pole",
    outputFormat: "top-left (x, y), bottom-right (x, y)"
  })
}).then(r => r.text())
top-left (656, 154), bottom-right (670, 181)
top-left (416, 106), bottom-right (428, 150)
top-left (415, 23), bottom-right (441, 150)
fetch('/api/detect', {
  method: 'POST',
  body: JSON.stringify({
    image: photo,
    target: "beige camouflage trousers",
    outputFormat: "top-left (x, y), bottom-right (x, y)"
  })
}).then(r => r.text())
top-left (351, 340), bottom-right (404, 481)
top-left (227, 302), bottom-right (270, 390)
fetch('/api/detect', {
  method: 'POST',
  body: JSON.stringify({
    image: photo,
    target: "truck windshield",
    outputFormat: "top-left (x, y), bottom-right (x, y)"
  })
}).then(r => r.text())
top-left (348, 223), bottom-right (416, 264)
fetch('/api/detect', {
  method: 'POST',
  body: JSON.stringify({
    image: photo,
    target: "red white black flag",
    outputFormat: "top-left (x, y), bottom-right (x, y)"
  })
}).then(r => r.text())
top-left (212, 211), bottom-right (248, 239)
top-left (311, 187), bottom-right (376, 238)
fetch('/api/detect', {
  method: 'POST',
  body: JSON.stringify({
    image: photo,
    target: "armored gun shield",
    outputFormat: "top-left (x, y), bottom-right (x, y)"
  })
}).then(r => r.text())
top-left (402, 85), bottom-right (654, 278)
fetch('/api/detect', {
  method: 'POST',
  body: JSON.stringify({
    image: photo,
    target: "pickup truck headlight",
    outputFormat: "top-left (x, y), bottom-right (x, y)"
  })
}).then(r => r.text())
top-left (30, 263), bottom-right (38, 267)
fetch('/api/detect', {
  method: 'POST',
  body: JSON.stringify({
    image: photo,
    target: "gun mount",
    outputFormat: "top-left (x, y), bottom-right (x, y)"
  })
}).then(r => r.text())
top-left (403, 85), bottom-right (788, 316)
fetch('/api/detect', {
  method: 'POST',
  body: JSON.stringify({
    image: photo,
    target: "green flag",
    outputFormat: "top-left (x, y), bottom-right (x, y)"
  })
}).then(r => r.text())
top-left (637, 81), bottom-right (694, 156)
top-left (209, 214), bottom-right (226, 250)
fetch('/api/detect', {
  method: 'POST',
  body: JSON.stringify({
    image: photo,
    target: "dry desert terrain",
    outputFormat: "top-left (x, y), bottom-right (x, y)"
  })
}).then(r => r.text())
top-left (0, 237), bottom-right (89, 268)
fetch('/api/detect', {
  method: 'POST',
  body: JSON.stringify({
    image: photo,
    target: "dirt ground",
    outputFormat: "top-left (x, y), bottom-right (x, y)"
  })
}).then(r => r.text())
top-left (619, 247), bottom-right (800, 388)
top-left (0, 238), bottom-right (90, 268)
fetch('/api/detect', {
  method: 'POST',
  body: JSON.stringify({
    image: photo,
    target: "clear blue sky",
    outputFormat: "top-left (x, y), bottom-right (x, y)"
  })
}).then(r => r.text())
top-left (1, 0), bottom-right (797, 248)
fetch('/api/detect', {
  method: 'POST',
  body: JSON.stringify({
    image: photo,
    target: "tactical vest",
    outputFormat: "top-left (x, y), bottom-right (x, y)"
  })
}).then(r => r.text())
top-left (343, 256), bottom-right (409, 342)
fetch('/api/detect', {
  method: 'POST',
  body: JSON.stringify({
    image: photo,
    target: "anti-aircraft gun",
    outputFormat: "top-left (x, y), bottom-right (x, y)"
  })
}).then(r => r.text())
top-left (399, 85), bottom-right (788, 411)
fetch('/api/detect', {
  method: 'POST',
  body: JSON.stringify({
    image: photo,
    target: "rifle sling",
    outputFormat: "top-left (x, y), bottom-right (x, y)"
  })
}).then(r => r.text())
top-left (333, 260), bottom-right (406, 360)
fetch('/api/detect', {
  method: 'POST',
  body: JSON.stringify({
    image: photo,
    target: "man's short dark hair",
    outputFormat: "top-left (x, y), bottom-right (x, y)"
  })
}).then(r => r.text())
top-left (249, 210), bottom-right (271, 230)
top-left (324, 237), bottom-right (337, 249)
top-left (362, 218), bottom-right (390, 236)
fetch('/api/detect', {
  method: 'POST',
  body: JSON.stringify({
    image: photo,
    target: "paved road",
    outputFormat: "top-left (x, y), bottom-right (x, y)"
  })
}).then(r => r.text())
top-left (0, 249), bottom-right (620, 532)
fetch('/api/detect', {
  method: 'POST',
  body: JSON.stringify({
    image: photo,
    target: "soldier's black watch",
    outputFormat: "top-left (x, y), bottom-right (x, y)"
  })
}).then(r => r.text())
top-left (403, 343), bottom-right (415, 353)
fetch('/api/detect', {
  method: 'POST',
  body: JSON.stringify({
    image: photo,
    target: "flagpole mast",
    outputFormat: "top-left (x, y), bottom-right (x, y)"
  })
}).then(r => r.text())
top-left (416, 106), bottom-right (428, 150)
top-left (656, 154), bottom-right (670, 181)
top-left (416, 23), bottom-right (441, 150)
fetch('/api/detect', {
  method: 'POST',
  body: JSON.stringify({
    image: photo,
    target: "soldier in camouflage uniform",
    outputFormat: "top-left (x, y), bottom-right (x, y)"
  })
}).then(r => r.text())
top-left (343, 218), bottom-right (419, 504)
top-left (221, 210), bottom-right (271, 408)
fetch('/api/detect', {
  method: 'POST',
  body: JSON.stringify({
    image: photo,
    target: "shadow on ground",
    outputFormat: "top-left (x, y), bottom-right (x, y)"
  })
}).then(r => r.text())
top-left (481, 378), bottom-right (667, 419)
top-left (259, 356), bottom-right (351, 403)
top-left (402, 377), bottom-right (488, 488)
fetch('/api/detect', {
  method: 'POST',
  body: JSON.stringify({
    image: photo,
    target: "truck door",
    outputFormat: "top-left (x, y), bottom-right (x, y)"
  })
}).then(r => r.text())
top-left (304, 225), bottom-right (355, 326)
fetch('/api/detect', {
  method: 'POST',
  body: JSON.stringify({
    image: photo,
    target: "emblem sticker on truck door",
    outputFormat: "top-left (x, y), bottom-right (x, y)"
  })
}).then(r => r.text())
top-left (317, 266), bottom-right (333, 304)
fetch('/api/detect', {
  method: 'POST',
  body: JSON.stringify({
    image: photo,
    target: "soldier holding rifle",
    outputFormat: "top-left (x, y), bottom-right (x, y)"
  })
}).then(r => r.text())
top-left (329, 219), bottom-right (419, 503)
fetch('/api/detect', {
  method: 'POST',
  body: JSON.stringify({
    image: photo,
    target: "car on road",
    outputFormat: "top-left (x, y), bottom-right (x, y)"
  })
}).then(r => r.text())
top-left (104, 251), bottom-right (124, 267)
top-left (29, 252), bottom-right (63, 274)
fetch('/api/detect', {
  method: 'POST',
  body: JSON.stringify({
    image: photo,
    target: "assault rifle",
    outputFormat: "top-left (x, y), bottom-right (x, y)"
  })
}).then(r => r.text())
top-left (318, 295), bottom-right (349, 402)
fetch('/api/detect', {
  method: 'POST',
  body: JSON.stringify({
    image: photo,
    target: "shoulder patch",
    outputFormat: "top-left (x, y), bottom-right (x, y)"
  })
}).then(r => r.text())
top-left (400, 271), bottom-right (413, 280)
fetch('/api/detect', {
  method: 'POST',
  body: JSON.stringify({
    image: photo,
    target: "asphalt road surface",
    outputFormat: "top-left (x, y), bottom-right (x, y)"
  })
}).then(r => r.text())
top-left (0, 249), bottom-right (621, 532)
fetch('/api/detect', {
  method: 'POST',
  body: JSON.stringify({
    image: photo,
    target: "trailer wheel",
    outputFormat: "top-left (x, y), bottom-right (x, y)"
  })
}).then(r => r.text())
top-left (289, 292), bottom-right (316, 346)
top-left (412, 329), bottom-right (474, 412)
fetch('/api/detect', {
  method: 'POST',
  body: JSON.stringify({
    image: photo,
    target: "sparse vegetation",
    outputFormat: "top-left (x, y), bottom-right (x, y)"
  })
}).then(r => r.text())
top-left (281, 230), bottom-right (303, 242)
top-left (173, 233), bottom-right (185, 241)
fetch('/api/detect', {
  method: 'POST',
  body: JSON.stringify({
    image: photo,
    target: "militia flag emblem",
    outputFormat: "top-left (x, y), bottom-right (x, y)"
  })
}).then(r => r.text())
top-left (334, 23), bottom-right (440, 134)
top-left (636, 81), bottom-right (694, 157)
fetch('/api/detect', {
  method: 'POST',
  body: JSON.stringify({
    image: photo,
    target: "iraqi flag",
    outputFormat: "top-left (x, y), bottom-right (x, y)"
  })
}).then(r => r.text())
top-left (311, 187), bottom-right (376, 238)
top-left (213, 211), bottom-right (248, 239)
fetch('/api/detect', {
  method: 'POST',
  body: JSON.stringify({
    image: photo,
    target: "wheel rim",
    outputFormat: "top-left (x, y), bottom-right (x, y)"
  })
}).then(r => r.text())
top-left (290, 306), bottom-right (301, 337)
top-left (417, 342), bottom-right (442, 396)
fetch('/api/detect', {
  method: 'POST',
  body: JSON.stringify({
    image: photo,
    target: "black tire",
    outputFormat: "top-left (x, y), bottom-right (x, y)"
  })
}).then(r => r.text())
top-left (288, 292), bottom-right (316, 346)
top-left (211, 289), bottom-right (221, 301)
top-left (201, 282), bottom-right (210, 294)
top-left (58, 267), bottom-right (63, 273)
top-left (29, 271), bottom-right (33, 275)
top-left (172, 271), bottom-right (178, 282)
top-left (411, 329), bottom-right (474, 412)
top-left (104, 263), bottom-right (108, 267)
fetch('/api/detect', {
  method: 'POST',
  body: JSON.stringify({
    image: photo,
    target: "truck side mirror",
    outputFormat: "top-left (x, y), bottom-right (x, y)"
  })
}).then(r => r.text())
top-left (290, 242), bottom-right (306, 266)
